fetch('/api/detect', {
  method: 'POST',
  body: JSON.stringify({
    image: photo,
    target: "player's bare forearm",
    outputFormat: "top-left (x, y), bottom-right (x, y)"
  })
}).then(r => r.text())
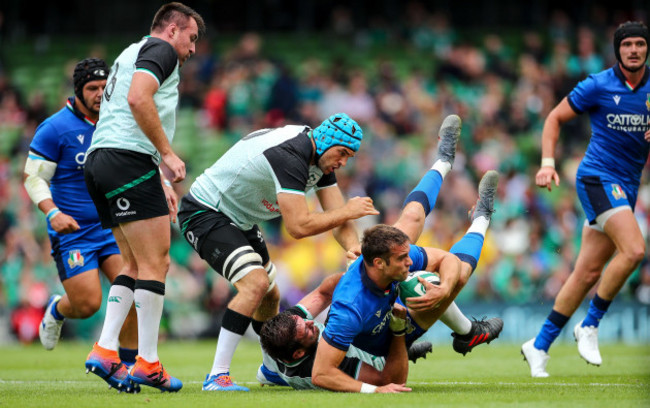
top-left (332, 220), bottom-right (360, 253)
top-left (297, 272), bottom-right (343, 317)
top-left (312, 339), bottom-right (366, 392)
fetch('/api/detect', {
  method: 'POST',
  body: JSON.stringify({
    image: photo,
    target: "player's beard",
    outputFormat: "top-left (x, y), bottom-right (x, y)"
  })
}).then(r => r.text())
top-left (621, 61), bottom-right (646, 72)
top-left (82, 97), bottom-right (100, 117)
top-left (620, 54), bottom-right (648, 73)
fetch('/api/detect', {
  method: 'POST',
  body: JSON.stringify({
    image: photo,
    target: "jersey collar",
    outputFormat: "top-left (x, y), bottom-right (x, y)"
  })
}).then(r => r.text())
top-left (613, 63), bottom-right (649, 92)
top-left (359, 262), bottom-right (395, 297)
top-left (66, 97), bottom-right (97, 126)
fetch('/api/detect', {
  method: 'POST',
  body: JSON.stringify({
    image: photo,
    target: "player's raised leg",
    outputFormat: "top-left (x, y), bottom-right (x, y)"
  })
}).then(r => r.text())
top-left (444, 171), bottom-right (503, 354)
top-left (395, 114), bottom-right (461, 242)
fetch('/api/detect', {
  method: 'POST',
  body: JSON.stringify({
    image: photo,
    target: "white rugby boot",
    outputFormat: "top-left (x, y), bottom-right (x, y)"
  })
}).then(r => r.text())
top-left (39, 294), bottom-right (64, 350)
top-left (574, 322), bottom-right (602, 366)
top-left (521, 338), bottom-right (550, 378)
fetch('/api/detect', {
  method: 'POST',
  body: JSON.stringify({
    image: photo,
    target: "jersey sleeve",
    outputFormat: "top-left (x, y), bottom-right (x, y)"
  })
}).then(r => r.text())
top-left (287, 305), bottom-right (313, 320)
top-left (315, 172), bottom-right (337, 189)
top-left (408, 244), bottom-right (429, 271)
top-left (135, 38), bottom-right (178, 85)
top-left (264, 144), bottom-right (310, 193)
top-left (29, 121), bottom-right (60, 162)
top-left (567, 74), bottom-right (598, 114)
top-left (321, 301), bottom-right (362, 352)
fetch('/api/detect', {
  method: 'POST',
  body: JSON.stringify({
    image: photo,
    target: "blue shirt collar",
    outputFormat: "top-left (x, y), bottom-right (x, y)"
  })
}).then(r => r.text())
top-left (359, 262), bottom-right (395, 297)
top-left (612, 63), bottom-right (649, 91)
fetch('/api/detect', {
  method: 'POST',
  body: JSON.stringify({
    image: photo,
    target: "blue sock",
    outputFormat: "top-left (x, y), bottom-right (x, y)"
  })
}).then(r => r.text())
top-left (449, 232), bottom-right (484, 271)
top-left (581, 294), bottom-right (611, 328)
top-left (402, 170), bottom-right (443, 216)
top-left (119, 347), bottom-right (138, 367)
top-left (534, 310), bottom-right (569, 352)
top-left (50, 299), bottom-right (65, 321)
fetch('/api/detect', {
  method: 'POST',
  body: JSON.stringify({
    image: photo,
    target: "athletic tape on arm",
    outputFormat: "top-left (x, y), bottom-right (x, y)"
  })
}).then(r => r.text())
top-left (24, 153), bottom-right (57, 205)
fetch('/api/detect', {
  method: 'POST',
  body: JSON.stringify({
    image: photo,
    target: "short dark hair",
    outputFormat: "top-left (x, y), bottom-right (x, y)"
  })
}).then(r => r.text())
top-left (260, 311), bottom-right (301, 362)
top-left (151, 2), bottom-right (206, 37)
top-left (361, 224), bottom-right (410, 267)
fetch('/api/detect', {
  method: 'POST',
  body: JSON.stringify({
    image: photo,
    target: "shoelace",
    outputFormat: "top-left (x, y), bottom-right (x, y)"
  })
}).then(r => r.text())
top-left (215, 375), bottom-right (234, 387)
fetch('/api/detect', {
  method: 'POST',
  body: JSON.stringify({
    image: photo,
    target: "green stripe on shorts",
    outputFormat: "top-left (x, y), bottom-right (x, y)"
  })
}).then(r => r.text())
top-left (105, 169), bottom-right (157, 199)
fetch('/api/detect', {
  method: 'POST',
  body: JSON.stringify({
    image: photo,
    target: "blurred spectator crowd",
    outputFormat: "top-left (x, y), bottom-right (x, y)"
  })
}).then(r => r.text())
top-left (0, 6), bottom-right (648, 343)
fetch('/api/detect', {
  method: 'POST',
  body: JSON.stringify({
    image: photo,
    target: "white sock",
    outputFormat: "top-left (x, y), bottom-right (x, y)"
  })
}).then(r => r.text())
top-left (440, 302), bottom-right (472, 335)
top-left (467, 216), bottom-right (490, 236)
top-left (134, 288), bottom-right (164, 362)
top-left (432, 160), bottom-right (452, 178)
top-left (98, 284), bottom-right (134, 351)
top-left (210, 328), bottom-right (244, 376)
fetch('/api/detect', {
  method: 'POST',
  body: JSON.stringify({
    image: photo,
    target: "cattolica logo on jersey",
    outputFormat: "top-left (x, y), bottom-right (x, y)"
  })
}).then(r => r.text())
top-left (611, 184), bottom-right (627, 200)
top-left (68, 249), bottom-right (85, 268)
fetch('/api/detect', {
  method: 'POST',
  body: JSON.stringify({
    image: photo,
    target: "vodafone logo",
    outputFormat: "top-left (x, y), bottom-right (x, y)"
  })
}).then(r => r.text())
top-left (117, 197), bottom-right (130, 210)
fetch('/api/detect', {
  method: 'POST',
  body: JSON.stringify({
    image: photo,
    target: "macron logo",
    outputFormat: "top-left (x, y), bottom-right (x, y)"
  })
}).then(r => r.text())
top-left (613, 95), bottom-right (621, 105)
top-left (77, 134), bottom-right (85, 144)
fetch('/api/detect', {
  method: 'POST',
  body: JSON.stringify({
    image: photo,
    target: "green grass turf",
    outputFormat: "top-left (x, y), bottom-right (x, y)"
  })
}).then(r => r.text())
top-left (1, 339), bottom-right (648, 408)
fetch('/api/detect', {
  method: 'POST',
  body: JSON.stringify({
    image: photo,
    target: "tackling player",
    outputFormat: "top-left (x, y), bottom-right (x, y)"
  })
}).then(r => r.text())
top-left (259, 116), bottom-right (503, 392)
top-left (522, 21), bottom-right (650, 377)
top-left (177, 113), bottom-right (379, 391)
top-left (24, 58), bottom-right (138, 372)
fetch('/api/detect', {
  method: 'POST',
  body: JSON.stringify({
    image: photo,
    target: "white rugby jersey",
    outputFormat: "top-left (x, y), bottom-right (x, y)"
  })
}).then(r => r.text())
top-left (189, 125), bottom-right (337, 230)
top-left (89, 36), bottom-right (180, 164)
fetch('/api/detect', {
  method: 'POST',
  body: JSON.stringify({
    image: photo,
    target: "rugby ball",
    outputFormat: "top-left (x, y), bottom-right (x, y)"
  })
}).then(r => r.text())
top-left (398, 271), bottom-right (440, 304)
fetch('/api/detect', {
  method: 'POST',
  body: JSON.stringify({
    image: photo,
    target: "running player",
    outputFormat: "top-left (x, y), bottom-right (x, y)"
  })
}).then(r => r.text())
top-left (522, 21), bottom-right (650, 377)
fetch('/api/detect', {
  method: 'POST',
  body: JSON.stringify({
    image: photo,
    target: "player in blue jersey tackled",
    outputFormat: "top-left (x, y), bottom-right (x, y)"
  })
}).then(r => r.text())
top-left (522, 21), bottom-right (650, 378)
top-left (24, 58), bottom-right (138, 390)
top-left (260, 115), bottom-right (503, 392)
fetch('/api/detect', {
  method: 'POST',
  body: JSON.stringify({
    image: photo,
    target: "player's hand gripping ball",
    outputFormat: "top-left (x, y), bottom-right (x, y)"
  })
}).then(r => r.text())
top-left (398, 271), bottom-right (440, 304)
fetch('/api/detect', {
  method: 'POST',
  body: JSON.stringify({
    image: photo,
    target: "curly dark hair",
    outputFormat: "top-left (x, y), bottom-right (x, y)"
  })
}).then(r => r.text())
top-left (361, 224), bottom-right (410, 267)
top-left (259, 311), bottom-right (302, 362)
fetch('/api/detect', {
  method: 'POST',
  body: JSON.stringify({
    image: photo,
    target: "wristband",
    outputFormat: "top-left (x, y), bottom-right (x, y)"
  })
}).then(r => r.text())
top-left (46, 208), bottom-right (61, 222)
top-left (541, 158), bottom-right (555, 169)
top-left (163, 179), bottom-right (172, 187)
top-left (360, 383), bottom-right (377, 393)
top-left (389, 312), bottom-right (407, 336)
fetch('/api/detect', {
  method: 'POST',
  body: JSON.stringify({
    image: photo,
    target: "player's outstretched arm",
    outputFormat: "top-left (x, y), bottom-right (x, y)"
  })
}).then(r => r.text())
top-left (277, 192), bottom-right (378, 240)
top-left (316, 187), bottom-right (364, 254)
top-left (296, 272), bottom-right (344, 317)
top-left (536, 97), bottom-right (577, 191)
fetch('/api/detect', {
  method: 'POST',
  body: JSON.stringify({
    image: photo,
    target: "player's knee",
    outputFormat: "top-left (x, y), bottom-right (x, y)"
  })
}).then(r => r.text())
top-left (73, 297), bottom-right (102, 318)
top-left (621, 242), bottom-right (646, 267)
top-left (398, 204), bottom-right (425, 229)
top-left (236, 269), bottom-right (269, 302)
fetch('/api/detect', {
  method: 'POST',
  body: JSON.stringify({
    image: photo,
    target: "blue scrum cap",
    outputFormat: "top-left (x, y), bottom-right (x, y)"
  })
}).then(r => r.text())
top-left (312, 113), bottom-right (363, 157)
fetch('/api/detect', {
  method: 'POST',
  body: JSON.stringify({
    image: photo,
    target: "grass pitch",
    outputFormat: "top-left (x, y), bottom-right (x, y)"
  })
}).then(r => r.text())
top-left (1, 339), bottom-right (648, 408)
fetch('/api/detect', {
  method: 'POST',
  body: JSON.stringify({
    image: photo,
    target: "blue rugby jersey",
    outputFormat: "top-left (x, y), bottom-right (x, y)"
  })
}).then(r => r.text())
top-left (29, 97), bottom-right (101, 227)
top-left (568, 64), bottom-right (650, 186)
top-left (322, 245), bottom-right (428, 357)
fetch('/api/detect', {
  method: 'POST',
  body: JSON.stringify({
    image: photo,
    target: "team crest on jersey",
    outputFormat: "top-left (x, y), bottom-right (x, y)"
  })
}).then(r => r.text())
top-left (611, 184), bottom-right (627, 200)
top-left (646, 94), bottom-right (650, 111)
top-left (68, 250), bottom-right (85, 268)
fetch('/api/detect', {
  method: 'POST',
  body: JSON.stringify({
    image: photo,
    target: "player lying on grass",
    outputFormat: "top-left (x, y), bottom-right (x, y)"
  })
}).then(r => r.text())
top-left (259, 115), bottom-right (502, 392)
